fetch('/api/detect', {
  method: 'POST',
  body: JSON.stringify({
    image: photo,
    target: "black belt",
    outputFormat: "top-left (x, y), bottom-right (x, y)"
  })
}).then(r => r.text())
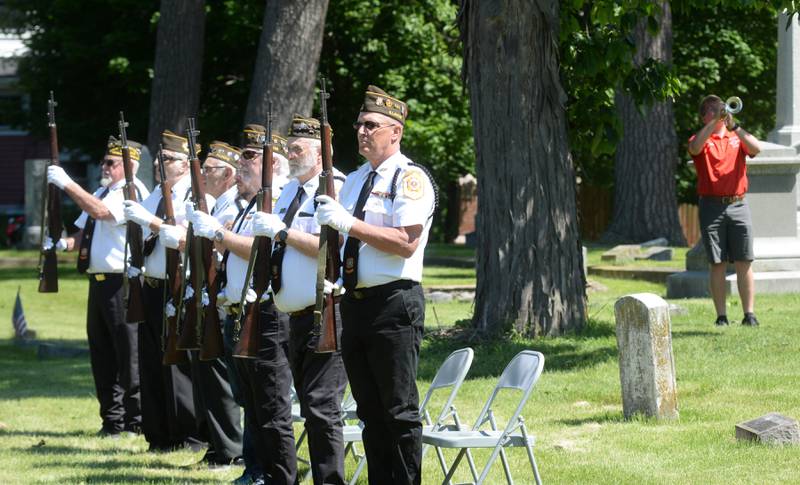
top-left (347, 280), bottom-right (417, 300)
top-left (288, 305), bottom-right (315, 318)
top-left (701, 194), bottom-right (745, 204)
top-left (144, 276), bottom-right (164, 288)
top-left (288, 296), bottom-right (341, 318)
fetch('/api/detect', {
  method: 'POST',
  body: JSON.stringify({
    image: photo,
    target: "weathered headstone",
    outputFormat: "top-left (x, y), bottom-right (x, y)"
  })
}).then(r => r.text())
top-left (601, 244), bottom-right (641, 263)
top-left (640, 237), bottom-right (669, 248)
top-left (735, 413), bottom-right (800, 445)
top-left (614, 293), bottom-right (678, 420)
top-left (636, 247), bottom-right (673, 261)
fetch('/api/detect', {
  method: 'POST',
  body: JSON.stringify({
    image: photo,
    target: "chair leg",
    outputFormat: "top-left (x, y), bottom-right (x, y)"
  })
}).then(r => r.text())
top-left (476, 445), bottom-right (504, 485)
top-left (349, 454), bottom-right (368, 485)
top-left (433, 445), bottom-right (453, 485)
top-left (520, 422), bottom-right (542, 485)
top-left (442, 448), bottom-right (467, 485)
top-left (464, 448), bottom-right (479, 483)
top-left (498, 446), bottom-right (514, 485)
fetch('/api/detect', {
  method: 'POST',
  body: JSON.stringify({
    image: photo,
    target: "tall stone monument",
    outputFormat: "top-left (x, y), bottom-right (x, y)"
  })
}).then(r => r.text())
top-left (667, 13), bottom-right (800, 298)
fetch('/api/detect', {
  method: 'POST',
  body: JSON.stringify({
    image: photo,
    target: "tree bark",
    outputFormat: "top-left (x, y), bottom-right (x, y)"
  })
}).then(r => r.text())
top-left (459, 0), bottom-right (586, 336)
top-left (601, 1), bottom-right (686, 246)
top-left (244, 0), bottom-right (330, 133)
top-left (147, 0), bottom-right (205, 167)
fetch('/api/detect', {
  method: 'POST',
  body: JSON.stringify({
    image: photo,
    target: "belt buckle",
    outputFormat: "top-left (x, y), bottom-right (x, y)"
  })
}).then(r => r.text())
top-left (352, 290), bottom-right (365, 300)
top-left (94, 274), bottom-right (106, 282)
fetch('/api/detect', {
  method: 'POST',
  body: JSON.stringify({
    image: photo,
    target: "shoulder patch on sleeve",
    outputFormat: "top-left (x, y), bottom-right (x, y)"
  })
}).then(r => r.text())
top-left (402, 169), bottom-right (425, 201)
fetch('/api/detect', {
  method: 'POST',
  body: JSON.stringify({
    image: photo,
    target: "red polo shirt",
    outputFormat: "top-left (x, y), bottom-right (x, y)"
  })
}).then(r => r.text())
top-left (689, 131), bottom-right (750, 196)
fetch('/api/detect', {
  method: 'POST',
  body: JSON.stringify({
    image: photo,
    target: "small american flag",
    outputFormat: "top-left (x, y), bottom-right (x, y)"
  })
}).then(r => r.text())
top-left (12, 287), bottom-right (29, 339)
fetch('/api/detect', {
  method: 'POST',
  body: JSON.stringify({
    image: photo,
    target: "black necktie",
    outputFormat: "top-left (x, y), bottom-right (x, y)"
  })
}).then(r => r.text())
top-left (143, 188), bottom-right (167, 256)
top-left (342, 170), bottom-right (377, 291)
top-left (270, 185), bottom-right (306, 293)
top-left (77, 187), bottom-right (110, 274)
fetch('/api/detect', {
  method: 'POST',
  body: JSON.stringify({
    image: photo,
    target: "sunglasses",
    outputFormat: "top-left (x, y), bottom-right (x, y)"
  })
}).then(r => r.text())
top-left (201, 165), bottom-right (226, 175)
top-left (101, 159), bottom-right (120, 167)
top-left (242, 150), bottom-right (262, 160)
top-left (353, 120), bottom-right (391, 132)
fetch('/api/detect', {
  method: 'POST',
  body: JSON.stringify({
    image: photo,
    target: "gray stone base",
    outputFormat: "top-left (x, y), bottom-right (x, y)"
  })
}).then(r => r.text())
top-left (666, 270), bottom-right (800, 298)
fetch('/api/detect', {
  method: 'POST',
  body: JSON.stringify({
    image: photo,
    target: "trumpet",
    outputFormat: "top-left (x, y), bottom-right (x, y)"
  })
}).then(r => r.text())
top-left (722, 96), bottom-right (743, 116)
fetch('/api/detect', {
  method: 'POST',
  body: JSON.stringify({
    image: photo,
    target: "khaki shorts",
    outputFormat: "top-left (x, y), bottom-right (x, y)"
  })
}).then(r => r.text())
top-left (699, 197), bottom-right (754, 264)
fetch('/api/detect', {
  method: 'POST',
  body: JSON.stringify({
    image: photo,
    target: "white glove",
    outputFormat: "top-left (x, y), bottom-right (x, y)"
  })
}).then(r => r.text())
top-left (47, 165), bottom-right (74, 190)
top-left (315, 195), bottom-right (356, 234)
top-left (323, 278), bottom-right (346, 296)
top-left (244, 288), bottom-right (257, 304)
top-left (42, 236), bottom-right (67, 252)
top-left (189, 208), bottom-right (222, 240)
top-left (252, 211), bottom-right (286, 238)
top-left (160, 224), bottom-right (185, 249)
top-left (201, 288), bottom-right (210, 307)
top-left (165, 301), bottom-right (177, 318)
top-left (184, 200), bottom-right (195, 222)
top-left (127, 265), bottom-right (142, 278)
top-left (123, 200), bottom-right (154, 227)
top-left (184, 285), bottom-right (195, 301)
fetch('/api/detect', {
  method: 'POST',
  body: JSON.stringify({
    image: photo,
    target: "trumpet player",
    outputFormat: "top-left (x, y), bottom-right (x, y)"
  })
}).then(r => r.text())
top-left (688, 95), bottom-right (761, 327)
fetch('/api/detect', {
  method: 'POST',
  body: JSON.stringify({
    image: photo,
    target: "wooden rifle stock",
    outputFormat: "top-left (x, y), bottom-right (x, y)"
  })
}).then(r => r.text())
top-left (177, 118), bottom-right (209, 350)
top-left (199, 230), bottom-right (224, 360)
top-left (315, 79), bottom-right (341, 353)
top-left (119, 112), bottom-right (146, 324)
top-left (38, 91), bottom-right (63, 293)
top-left (234, 107), bottom-right (275, 359)
top-left (158, 145), bottom-right (189, 366)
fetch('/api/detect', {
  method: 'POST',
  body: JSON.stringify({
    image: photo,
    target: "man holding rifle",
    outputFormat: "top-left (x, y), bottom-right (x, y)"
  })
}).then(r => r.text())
top-left (316, 86), bottom-right (436, 485)
top-left (187, 124), bottom-right (295, 485)
top-left (46, 137), bottom-right (149, 438)
top-left (121, 130), bottom-right (206, 453)
top-left (252, 115), bottom-right (347, 485)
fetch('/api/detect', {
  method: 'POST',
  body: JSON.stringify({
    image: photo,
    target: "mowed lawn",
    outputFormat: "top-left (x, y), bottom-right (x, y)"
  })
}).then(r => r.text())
top-left (1, 249), bottom-right (799, 484)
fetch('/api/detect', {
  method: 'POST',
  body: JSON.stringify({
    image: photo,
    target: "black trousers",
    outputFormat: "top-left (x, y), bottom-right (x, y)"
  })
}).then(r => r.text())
top-left (190, 351), bottom-right (243, 462)
top-left (140, 282), bottom-right (202, 449)
top-left (289, 309), bottom-right (347, 485)
top-left (86, 273), bottom-right (141, 433)
top-left (341, 281), bottom-right (425, 485)
top-left (234, 301), bottom-right (297, 485)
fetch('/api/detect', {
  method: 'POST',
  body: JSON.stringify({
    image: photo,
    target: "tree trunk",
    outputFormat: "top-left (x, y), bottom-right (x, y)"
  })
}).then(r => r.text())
top-left (459, 0), bottom-right (586, 337)
top-left (244, 0), bottom-right (330, 132)
top-left (601, 1), bottom-right (686, 246)
top-left (147, 0), bottom-right (205, 167)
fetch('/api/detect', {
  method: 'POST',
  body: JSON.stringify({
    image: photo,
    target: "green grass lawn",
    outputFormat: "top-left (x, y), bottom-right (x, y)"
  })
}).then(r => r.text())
top-left (1, 255), bottom-right (799, 484)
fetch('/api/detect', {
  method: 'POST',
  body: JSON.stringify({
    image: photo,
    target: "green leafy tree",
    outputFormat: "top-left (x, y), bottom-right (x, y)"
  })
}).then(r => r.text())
top-left (320, 0), bottom-right (473, 241)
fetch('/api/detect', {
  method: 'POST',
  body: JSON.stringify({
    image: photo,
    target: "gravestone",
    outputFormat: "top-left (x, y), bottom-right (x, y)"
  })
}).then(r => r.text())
top-left (614, 293), bottom-right (678, 420)
top-left (453, 173), bottom-right (477, 245)
top-left (735, 413), bottom-right (800, 445)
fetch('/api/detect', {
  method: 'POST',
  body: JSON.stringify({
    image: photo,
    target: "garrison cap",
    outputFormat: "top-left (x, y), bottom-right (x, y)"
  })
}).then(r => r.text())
top-left (106, 136), bottom-right (142, 161)
top-left (360, 85), bottom-right (408, 124)
top-left (161, 129), bottom-right (199, 157)
top-left (289, 115), bottom-right (322, 140)
top-left (206, 141), bottom-right (242, 169)
top-left (243, 124), bottom-right (267, 150)
top-left (271, 133), bottom-right (289, 158)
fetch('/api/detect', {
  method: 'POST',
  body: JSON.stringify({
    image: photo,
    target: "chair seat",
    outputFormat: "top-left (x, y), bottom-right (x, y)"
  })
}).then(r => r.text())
top-left (342, 424), bottom-right (364, 442)
top-left (422, 429), bottom-right (535, 448)
top-left (292, 403), bottom-right (304, 423)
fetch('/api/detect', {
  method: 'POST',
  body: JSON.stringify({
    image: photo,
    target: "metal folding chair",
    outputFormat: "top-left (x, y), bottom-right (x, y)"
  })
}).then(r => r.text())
top-left (342, 347), bottom-right (475, 485)
top-left (422, 350), bottom-right (545, 485)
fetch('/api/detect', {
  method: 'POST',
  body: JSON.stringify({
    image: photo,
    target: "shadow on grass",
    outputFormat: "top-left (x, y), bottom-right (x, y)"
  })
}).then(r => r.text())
top-left (64, 472), bottom-right (223, 484)
top-left (0, 429), bottom-right (89, 439)
top-left (0, 265), bottom-right (86, 281)
top-left (557, 413), bottom-right (627, 426)
top-left (421, 332), bottom-right (617, 381)
top-left (672, 330), bottom-right (720, 338)
top-left (0, 342), bottom-right (93, 398)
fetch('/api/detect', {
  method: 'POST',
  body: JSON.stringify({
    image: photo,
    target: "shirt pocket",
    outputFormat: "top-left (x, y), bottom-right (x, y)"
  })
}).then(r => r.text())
top-left (363, 197), bottom-right (393, 227)
top-left (294, 214), bottom-right (318, 234)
